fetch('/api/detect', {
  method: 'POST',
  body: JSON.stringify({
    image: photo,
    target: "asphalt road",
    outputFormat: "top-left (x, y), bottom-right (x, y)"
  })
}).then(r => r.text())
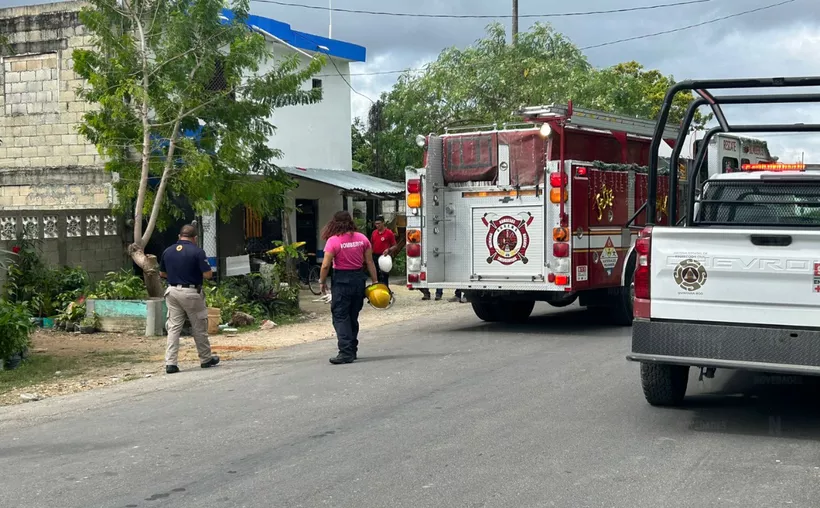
top-left (2, 304), bottom-right (820, 508)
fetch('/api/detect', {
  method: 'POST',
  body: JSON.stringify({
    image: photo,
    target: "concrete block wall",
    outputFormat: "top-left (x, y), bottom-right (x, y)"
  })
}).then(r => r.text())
top-left (0, 1), bottom-right (111, 210)
top-left (0, 208), bottom-right (127, 282)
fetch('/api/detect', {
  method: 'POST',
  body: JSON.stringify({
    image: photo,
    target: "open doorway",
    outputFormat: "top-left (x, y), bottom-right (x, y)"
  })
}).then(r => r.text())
top-left (295, 199), bottom-right (319, 256)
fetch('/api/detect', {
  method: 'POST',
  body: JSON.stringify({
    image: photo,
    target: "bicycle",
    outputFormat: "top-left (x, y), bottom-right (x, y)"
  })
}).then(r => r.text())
top-left (265, 242), bottom-right (325, 296)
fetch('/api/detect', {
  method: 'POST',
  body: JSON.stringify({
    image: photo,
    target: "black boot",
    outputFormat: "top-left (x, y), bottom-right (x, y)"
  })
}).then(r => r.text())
top-left (201, 356), bottom-right (220, 368)
top-left (329, 353), bottom-right (354, 365)
top-left (166, 365), bottom-right (180, 374)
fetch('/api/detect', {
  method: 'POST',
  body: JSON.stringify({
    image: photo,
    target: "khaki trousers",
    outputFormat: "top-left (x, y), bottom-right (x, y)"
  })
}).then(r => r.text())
top-left (165, 286), bottom-right (212, 366)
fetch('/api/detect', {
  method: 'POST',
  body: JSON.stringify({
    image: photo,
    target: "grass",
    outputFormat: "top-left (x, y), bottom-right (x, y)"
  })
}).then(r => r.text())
top-left (0, 351), bottom-right (150, 394)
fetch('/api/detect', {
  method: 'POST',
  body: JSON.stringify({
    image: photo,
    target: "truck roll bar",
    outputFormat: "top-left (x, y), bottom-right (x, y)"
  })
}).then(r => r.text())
top-left (648, 76), bottom-right (820, 225)
top-left (666, 92), bottom-right (820, 225)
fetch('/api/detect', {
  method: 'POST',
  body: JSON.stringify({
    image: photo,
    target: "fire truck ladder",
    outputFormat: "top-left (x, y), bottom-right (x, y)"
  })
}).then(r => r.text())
top-left (517, 104), bottom-right (680, 140)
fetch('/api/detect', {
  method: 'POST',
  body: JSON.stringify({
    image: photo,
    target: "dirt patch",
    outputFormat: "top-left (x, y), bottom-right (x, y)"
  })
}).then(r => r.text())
top-left (0, 284), bottom-right (469, 406)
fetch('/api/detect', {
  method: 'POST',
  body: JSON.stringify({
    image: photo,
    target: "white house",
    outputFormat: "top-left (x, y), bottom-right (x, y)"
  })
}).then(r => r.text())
top-left (213, 11), bottom-right (404, 268)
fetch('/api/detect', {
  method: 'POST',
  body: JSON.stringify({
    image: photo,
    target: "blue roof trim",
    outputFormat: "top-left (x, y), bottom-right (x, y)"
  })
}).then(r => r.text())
top-left (220, 9), bottom-right (366, 63)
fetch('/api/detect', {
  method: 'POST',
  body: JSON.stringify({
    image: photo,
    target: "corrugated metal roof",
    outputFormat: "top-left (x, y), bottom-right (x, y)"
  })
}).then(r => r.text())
top-left (283, 167), bottom-right (405, 196)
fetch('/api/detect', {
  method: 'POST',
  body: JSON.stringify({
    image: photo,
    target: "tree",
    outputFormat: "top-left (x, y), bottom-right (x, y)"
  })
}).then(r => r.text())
top-left (73, 0), bottom-right (325, 296)
top-left (351, 118), bottom-right (373, 175)
top-left (582, 61), bottom-right (711, 127)
top-left (355, 22), bottom-right (707, 173)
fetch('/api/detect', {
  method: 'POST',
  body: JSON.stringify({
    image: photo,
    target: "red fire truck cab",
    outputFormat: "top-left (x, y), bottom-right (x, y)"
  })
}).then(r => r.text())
top-left (404, 102), bottom-right (689, 325)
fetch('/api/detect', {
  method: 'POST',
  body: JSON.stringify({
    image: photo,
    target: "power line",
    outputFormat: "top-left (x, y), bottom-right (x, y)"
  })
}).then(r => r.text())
top-left (314, 0), bottom-right (797, 78)
top-left (252, 0), bottom-right (712, 19)
top-left (580, 0), bottom-right (797, 49)
top-left (293, 32), bottom-right (375, 104)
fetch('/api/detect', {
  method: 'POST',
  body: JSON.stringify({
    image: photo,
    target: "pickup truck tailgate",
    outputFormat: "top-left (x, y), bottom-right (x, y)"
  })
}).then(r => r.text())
top-left (651, 227), bottom-right (820, 328)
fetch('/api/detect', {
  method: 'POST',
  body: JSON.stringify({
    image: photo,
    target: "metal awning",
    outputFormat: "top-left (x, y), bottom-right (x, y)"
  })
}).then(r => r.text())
top-left (283, 167), bottom-right (405, 198)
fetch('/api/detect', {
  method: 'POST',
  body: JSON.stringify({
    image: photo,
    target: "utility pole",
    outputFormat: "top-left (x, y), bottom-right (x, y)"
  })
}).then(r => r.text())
top-left (512, 0), bottom-right (519, 44)
top-left (328, 0), bottom-right (332, 38)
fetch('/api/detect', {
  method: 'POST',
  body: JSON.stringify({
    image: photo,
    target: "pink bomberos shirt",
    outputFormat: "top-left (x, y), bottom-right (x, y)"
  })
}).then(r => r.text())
top-left (324, 232), bottom-right (371, 270)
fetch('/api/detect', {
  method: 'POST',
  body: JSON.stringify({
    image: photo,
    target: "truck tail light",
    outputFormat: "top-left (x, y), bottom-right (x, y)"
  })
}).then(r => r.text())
top-left (634, 226), bottom-right (652, 318)
top-left (406, 229), bottom-right (421, 243)
top-left (406, 243), bottom-right (421, 258)
top-left (408, 273), bottom-right (420, 283)
top-left (553, 243), bottom-right (569, 257)
top-left (407, 193), bottom-right (422, 208)
top-left (549, 188), bottom-right (567, 203)
top-left (549, 173), bottom-right (568, 187)
top-left (407, 178), bottom-right (421, 193)
top-left (555, 275), bottom-right (569, 286)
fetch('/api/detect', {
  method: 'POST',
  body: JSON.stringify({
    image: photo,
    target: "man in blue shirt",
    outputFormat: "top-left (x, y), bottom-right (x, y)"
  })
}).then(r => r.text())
top-left (159, 224), bottom-right (220, 374)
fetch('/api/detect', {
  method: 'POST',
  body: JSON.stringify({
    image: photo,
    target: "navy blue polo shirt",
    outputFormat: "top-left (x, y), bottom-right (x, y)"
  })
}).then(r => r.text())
top-left (159, 240), bottom-right (212, 286)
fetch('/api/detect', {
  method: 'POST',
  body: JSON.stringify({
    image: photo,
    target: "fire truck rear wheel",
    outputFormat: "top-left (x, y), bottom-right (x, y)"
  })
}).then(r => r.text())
top-left (471, 300), bottom-right (501, 322)
top-left (609, 255), bottom-right (636, 326)
top-left (500, 300), bottom-right (535, 323)
top-left (640, 363), bottom-right (689, 407)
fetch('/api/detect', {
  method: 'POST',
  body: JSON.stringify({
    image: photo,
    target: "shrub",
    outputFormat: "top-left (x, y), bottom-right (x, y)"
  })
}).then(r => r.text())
top-left (0, 300), bottom-right (34, 362)
top-left (53, 267), bottom-right (90, 311)
top-left (89, 270), bottom-right (148, 300)
top-left (3, 237), bottom-right (57, 317)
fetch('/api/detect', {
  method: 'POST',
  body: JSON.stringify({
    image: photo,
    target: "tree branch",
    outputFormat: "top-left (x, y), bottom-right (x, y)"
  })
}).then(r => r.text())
top-left (131, 2), bottom-right (151, 246)
top-left (141, 58), bottom-right (205, 245)
top-left (142, 106), bottom-right (184, 246)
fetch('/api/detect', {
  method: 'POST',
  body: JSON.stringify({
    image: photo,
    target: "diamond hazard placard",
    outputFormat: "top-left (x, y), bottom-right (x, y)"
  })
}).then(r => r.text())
top-left (600, 237), bottom-right (618, 276)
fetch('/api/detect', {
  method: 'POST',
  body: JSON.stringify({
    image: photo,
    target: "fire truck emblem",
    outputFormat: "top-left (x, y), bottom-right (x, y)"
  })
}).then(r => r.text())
top-left (482, 212), bottom-right (534, 265)
top-left (595, 184), bottom-right (614, 221)
top-left (674, 259), bottom-right (708, 292)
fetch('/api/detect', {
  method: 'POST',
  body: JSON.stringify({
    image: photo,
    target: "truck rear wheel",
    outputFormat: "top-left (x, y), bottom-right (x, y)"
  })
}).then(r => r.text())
top-left (471, 300), bottom-right (501, 322)
top-left (640, 363), bottom-right (689, 407)
top-left (609, 256), bottom-right (636, 326)
top-left (500, 300), bottom-right (535, 323)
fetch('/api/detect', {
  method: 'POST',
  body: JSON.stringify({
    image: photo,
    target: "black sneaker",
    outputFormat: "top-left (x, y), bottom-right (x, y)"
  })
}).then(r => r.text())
top-left (434, 294), bottom-right (442, 301)
top-left (166, 365), bottom-right (180, 374)
top-left (421, 294), bottom-right (431, 301)
top-left (329, 354), bottom-right (354, 365)
top-left (201, 356), bottom-right (220, 368)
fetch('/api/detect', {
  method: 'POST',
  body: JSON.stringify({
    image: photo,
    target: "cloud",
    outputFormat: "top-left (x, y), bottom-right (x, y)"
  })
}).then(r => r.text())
top-left (4, 0), bottom-right (818, 158)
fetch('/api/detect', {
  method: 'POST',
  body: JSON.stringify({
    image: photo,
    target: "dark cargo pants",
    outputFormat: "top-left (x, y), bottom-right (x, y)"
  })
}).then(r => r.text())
top-left (331, 269), bottom-right (367, 359)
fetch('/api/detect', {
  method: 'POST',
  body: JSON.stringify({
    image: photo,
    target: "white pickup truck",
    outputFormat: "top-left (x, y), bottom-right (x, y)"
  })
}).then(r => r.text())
top-left (627, 166), bottom-right (820, 406)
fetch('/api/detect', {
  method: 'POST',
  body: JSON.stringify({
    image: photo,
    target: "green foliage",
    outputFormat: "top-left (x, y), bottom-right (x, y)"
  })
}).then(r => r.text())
top-left (89, 270), bottom-right (148, 300)
top-left (0, 300), bottom-right (33, 362)
top-left (391, 249), bottom-right (406, 276)
top-left (3, 237), bottom-right (56, 317)
top-left (52, 267), bottom-right (91, 312)
top-left (73, 0), bottom-right (325, 247)
top-left (81, 312), bottom-right (101, 329)
top-left (56, 301), bottom-right (87, 331)
top-left (2, 237), bottom-right (90, 318)
top-left (353, 23), bottom-right (710, 176)
top-left (205, 271), bottom-right (297, 323)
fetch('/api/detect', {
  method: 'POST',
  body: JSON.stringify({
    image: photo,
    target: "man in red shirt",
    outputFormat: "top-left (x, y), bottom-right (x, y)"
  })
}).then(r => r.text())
top-left (370, 215), bottom-right (396, 290)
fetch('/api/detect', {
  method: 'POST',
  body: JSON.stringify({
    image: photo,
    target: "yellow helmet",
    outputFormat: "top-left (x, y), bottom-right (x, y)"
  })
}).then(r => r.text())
top-left (365, 283), bottom-right (393, 310)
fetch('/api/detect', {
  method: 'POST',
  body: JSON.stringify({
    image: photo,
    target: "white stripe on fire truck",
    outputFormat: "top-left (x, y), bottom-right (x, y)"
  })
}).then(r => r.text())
top-left (580, 233), bottom-right (638, 250)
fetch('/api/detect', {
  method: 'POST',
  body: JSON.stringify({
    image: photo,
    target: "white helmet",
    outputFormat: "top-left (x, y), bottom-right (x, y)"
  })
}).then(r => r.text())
top-left (378, 254), bottom-right (393, 273)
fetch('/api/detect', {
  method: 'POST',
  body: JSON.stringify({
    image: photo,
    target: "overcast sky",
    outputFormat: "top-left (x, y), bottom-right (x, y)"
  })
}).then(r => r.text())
top-left (5, 0), bottom-right (820, 161)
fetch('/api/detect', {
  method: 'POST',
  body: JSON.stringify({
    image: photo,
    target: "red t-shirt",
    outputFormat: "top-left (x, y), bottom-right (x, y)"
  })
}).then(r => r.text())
top-left (325, 232), bottom-right (371, 270)
top-left (370, 228), bottom-right (396, 255)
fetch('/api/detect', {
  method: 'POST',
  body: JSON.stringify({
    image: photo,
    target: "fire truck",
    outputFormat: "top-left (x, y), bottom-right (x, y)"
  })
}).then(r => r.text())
top-left (694, 133), bottom-right (774, 177)
top-left (404, 103), bottom-right (691, 325)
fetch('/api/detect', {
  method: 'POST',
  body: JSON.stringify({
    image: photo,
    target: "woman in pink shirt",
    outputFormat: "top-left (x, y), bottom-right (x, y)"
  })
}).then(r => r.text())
top-left (319, 211), bottom-right (379, 364)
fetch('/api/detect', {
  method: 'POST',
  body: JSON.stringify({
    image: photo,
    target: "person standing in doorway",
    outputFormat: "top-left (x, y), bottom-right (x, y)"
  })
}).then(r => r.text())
top-left (159, 224), bottom-right (220, 374)
top-left (319, 211), bottom-right (379, 365)
top-left (370, 215), bottom-right (396, 291)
